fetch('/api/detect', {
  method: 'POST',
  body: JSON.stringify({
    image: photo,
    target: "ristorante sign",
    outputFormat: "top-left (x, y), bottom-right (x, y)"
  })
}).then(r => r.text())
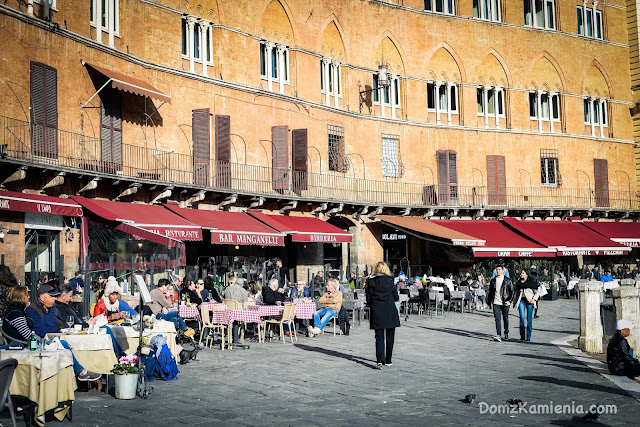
top-left (211, 231), bottom-right (284, 246)
top-left (556, 249), bottom-right (628, 256)
top-left (143, 227), bottom-right (202, 241)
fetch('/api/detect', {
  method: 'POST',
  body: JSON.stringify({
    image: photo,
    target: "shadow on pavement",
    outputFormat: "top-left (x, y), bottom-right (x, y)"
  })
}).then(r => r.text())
top-left (418, 326), bottom-right (493, 341)
top-left (519, 376), bottom-right (629, 397)
top-left (541, 362), bottom-right (593, 374)
top-left (504, 353), bottom-right (587, 366)
top-left (294, 343), bottom-right (377, 369)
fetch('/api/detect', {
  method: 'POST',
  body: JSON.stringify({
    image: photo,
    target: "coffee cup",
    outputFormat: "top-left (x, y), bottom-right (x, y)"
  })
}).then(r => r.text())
top-left (74, 324), bottom-right (82, 332)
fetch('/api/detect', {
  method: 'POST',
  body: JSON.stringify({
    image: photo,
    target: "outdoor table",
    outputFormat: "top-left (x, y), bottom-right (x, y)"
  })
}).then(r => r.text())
top-left (45, 332), bottom-right (116, 375)
top-left (0, 348), bottom-right (76, 425)
top-left (449, 290), bottom-right (471, 313)
top-left (176, 305), bottom-right (201, 321)
top-left (428, 291), bottom-right (445, 315)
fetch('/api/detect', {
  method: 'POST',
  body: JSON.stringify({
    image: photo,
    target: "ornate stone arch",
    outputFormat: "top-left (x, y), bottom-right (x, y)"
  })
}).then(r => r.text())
top-left (317, 14), bottom-right (350, 63)
top-left (475, 48), bottom-right (512, 89)
top-left (258, 0), bottom-right (298, 45)
top-left (525, 51), bottom-right (567, 93)
top-left (425, 42), bottom-right (466, 84)
top-left (581, 59), bottom-right (613, 99)
top-left (373, 31), bottom-right (407, 76)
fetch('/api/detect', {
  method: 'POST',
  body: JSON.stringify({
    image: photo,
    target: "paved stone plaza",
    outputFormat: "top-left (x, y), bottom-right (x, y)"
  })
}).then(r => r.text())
top-left (11, 299), bottom-right (640, 426)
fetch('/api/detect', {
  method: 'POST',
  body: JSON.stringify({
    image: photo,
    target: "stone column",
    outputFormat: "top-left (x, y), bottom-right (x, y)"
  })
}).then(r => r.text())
top-left (582, 0), bottom-right (588, 35)
top-left (186, 16), bottom-right (197, 73)
top-left (108, 0), bottom-right (115, 48)
top-left (435, 81), bottom-right (442, 124)
top-left (446, 81), bottom-right (453, 125)
top-left (332, 60), bottom-right (341, 109)
top-left (493, 87), bottom-right (500, 128)
top-left (27, 0), bottom-right (34, 16)
top-left (611, 285), bottom-right (640, 356)
top-left (390, 74), bottom-right (397, 119)
top-left (200, 22), bottom-right (210, 77)
top-left (380, 74), bottom-right (386, 119)
top-left (277, 44), bottom-right (286, 95)
top-left (265, 42), bottom-right (275, 92)
top-left (578, 280), bottom-right (604, 353)
top-left (483, 86), bottom-right (489, 128)
top-left (96, 0), bottom-right (103, 43)
top-left (537, 90), bottom-right (543, 132)
top-left (323, 58), bottom-right (331, 106)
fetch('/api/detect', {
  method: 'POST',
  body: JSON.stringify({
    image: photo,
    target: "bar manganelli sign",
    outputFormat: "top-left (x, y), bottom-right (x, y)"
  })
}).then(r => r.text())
top-left (211, 231), bottom-right (284, 246)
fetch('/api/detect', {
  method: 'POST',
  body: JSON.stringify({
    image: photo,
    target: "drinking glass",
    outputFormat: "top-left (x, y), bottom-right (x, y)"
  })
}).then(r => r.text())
top-left (66, 315), bottom-right (74, 329)
top-left (121, 311), bottom-right (130, 321)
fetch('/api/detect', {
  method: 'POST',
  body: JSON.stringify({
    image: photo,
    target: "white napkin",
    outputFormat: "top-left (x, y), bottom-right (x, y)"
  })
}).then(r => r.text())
top-left (89, 314), bottom-right (108, 333)
top-left (44, 336), bottom-right (63, 350)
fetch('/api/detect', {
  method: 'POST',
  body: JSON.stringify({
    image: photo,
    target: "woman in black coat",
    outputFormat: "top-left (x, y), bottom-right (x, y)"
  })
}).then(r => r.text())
top-left (366, 261), bottom-right (400, 369)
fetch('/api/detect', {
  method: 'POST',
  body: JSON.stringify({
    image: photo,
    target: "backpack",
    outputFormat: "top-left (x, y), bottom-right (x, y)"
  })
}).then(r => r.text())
top-left (143, 335), bottom-right (179, 381)
top-left (338, 306), bottom-right (350, 336)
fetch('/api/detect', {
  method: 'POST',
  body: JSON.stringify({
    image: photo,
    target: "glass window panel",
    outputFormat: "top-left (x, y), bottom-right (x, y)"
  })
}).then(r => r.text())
top-left (450, 85), bottom-right (457, 111)
top-left (382, 136), bottom-right (399, 177)
top-left (436, 0), bottom-right (444, 13)
top-left (425, 0), bottom-right (432, 10)
top-left (601, 101), bottom-right (607, 125)
top-left (102, 0), bottom-right (107, 27)
top-left (586, 9), bottom-right (593, 37)
top-left (446, 0), bottom-right (454, 14)
top-left (546, 0), bottom-right (554, 29)
top-left (182, 19), bottom-right (188, 56)
top-left (541, 93), bottom-right (549, 119)
top-left (193, 23), bottom-right (200, 59)
top-left (384, 86), bottom-right (390, 104)
top-left (524, 0), bottom-right (532, 26)
top-left (206, 28), bottom-right (212, 63)
top-left (428, 83), bottom-right (435, 109)
top-left (328, 65), bottom-right (333, 93)
top-left (529, 92), bottom-right (537, 118)
top-left (394, 79), bottom-right (400, 106)
top-left (483, 0), bottom-right (490, 19)
top-left (535, 0), bottom-right (544, 27)
top-left (91, 0), bottom-right (94, 23)
top-left (552, 95), bottom-right (559, 120)
top-left (577, 7), bottom-right (583, 35)
top-left (439, 85), bottom-right (447, 111)
top-left (260, 44), bottom-right (266, 76)
top-left (373, 75), bottom-right (379, 102)
top-left (473, 0), bottom-right (479, 18)
top-left (595, 11), bottom-right (602, 39)
top-left (592, 100), bottom-right (599, 124)
top-left (487, 89), bottom-right (495, 115)
top-left (271, 48), bottom-right (278, 79)
top-left (320, 60), bottom-right (324, 90)
top-left (337, 66), bottom-right (341, 95)
top-left (477, 88), bottom-right (484, 113)
top-left (498, 90), bottom-right (504, 115)
top-left (584, 99), bottom-right (590, 122)
top-left (493, 0), bottom-right (500, 21)
top-left (283, 50), bottom-right (288, 81)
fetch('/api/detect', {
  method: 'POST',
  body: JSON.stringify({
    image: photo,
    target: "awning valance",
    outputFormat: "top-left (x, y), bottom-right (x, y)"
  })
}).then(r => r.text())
top-left (165, 205), bottom-right (285, 246)
top-left (71, 196), bottom-right (201, 242)
top-left (249, 211), bottom-right (353, 243)
top-left (84, 62), bottom-right (171, 104)
top-left (430, 220), bottom-right (555, 258)
top-left (501, 218), bottom-right (629, 256)
top-left (379, 216), bottom-right (485, 247)
top-left (0, 190), bottom-right (82, 217)
top-left (580, 222), bottom-right (640, 248)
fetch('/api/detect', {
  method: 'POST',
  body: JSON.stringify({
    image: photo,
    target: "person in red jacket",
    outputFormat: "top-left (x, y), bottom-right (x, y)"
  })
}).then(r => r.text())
top-left (93, 278), bottom-right (127, 322)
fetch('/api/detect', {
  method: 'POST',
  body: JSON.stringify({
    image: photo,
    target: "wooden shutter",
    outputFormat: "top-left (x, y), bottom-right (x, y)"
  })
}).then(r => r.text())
top-left (214, 114), bottom-right (230, 188)
top-left (486, 155), bottom-right (507, 205)
top-left (100, 89), bottom-right (122, 173)
top-left (437, 151), bottom-right (449, 204)
top-left (271, 125), bottom-right (289, 191)
top-left (594, 158), bottom-right (609, 208)
top-left (292, 129), bottom-right (308, 194)
top-left (448, 151), bottom-right (458, 201)
top-left (30, 62), bottom-right (58, 158)
top-left (192, 109), bottom-right (210, 186)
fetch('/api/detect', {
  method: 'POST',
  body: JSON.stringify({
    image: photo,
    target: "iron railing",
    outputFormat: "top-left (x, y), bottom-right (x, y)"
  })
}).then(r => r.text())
top-left (1, 115), bottom-right (638, 211)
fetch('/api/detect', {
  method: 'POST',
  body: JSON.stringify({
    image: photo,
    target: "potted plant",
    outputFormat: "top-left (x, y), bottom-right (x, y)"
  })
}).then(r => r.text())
top-left (111, 354), bottom-right (139, 399)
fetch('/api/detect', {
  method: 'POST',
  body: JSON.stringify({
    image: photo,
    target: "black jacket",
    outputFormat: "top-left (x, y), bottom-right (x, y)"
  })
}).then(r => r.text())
top-left (54, 301), bottom-right (83, 330)
top-left (179, 289), bottom-right (202, 306)
top-left (487, 275), bottom-right (514, 307)
top-left (262, 286), bottom-right (284, 305)
top-left (607, 331), bottom-right (639, 376)
top-left (366, 274), bottom-right (400, 330)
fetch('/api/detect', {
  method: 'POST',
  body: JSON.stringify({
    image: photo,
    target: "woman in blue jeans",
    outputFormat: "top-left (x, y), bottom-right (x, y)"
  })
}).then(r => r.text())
top-left (514, 267), bottom-right (541, 341)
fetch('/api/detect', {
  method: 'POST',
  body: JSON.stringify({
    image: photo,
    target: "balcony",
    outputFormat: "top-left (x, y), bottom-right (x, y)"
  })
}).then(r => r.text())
top-left (0, 115), bottom-right (637, 213)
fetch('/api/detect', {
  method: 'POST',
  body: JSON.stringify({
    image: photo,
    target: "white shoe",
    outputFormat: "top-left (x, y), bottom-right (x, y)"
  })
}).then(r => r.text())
top-left (307, 325), bottom-right (314, 336)
top-left (493, 336), bottom-right (502, 342)
top-left (313, 327), bottom-right (321, 335)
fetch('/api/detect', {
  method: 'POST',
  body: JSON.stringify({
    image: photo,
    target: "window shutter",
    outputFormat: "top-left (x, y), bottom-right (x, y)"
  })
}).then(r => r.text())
top-left (437, 150), bottom-right (449, 204)
top-left (447, 151), bottom-right (458, 202)
top-left (30, 62), bottom-right (46, 157)
top-left (487, 155), bottom-right (506, 205)
top-left (214, 114), bottom-right (230, 188)
top-left (30, 62), bottom-right (58, 158)
top-left (594, 158), bottom-right (609, 208)
top-left (271, 125), bottom-right (289, 191)
top-left (44, 65), bottom-right (58, 158)
top-left (292, 128), bottom-right (308, 194)
top-left (192, 109), bottom-right (211, 186)
top-left (100, 90), bottom-right (122, 173)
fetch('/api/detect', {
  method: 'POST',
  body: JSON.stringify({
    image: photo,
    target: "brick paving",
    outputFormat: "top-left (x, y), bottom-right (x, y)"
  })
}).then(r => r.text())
top-left (5, 298), bottom-right (640, 426)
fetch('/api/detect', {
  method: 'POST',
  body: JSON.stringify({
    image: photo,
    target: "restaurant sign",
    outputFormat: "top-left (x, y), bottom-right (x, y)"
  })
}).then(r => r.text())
top-left (211, 231), bottom-right (284, 246)
top-left (143, 227), bottom-right (202, 241)
top-left (382, 233), bottom-right (407, 241)
top-left (557, 249), bottom-right (628, 256)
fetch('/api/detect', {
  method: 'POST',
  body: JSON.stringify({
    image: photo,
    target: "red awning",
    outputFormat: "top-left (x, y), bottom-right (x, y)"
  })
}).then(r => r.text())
top-left (501, 218), bottom-right (629, 256)
top-left (71, 196), bottom-right (201, 241)
top-left (0, 190), bottom-right (82, 217)
top-left (581, 222), bottom-right (640, 248)
top-left (249, 211), bottom-right (353, 243)
top-left (430, 220), bottom-right (556, 258)
top-left (165, 205), bottom-right (285, 246)
top-left (84, 62), bottom-right (171, 104)
top-left (379, 216), bottom-right (485, 246)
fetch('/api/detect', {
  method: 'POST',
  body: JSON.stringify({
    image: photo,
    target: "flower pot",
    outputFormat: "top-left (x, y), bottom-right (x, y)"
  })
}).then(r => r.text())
top-left (114, 373), bottom-right (138, 399)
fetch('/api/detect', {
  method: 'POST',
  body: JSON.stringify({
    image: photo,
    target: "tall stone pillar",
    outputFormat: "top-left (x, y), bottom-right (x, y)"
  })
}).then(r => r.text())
top-left (578, 280), bottom-right (603, 353)
top-left (611, 285), bottom-right (640, 357)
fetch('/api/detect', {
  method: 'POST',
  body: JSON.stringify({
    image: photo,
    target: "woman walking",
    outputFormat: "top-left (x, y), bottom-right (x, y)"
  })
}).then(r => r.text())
top-left (514, 266), bottom-right (541, 341)
top-left (366, 261), bottom-right (400, 369)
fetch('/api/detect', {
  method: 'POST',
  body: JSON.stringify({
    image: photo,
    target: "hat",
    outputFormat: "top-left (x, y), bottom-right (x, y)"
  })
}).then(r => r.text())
top-left (529, 265), bottom-right (538, 271)
top-left (37, 284), bottom-right (60, 297)
top-left (616, 319), bottom-right (633, 331)
top-left (103, 277), bottom-right (122, 297)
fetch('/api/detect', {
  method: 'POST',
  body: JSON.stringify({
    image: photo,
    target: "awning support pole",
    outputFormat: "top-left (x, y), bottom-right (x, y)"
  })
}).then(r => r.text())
top-left (81, 78), bottom-right (113, 108)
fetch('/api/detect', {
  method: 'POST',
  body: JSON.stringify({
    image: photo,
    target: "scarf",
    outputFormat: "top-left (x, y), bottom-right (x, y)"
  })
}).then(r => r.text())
top-left (103, 295), bottom-right (120, 312)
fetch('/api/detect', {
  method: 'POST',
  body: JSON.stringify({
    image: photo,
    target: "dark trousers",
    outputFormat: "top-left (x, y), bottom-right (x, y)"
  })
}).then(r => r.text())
top-left (624, 361), bottom-right (640, 379)
top-left (492, 304), bottom-right (510, 336)
top-left (375, 328), bottom-right (395, 364)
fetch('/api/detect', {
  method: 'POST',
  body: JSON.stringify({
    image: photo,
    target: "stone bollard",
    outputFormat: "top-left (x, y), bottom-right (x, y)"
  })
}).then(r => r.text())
top-left (611, 286), bottom-right (640, 357)
top-left (578, 280), bottom-right (604, 353)
top-left (620, 279), bottom-right (636, 287)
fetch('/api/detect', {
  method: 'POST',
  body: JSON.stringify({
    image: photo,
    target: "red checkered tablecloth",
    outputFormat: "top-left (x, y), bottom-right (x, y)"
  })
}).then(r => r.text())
top-left (209, 309), bottom-right (260, 326)
top-left (247, 305), bottom-right (285, 317)
top-left (246, 302), bottom-right (316, 320)
top-left (294, 302), bottom-right (316, 320)
top-left (205, 302), bottom-right (228, 311)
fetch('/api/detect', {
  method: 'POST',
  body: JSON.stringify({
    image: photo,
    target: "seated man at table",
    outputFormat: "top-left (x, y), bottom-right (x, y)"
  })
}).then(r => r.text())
top-left (149, 279), bottom-right (195, 337)
top-left (289, 280), bottom-right (310, 301)
top-left (54, 283), bottom-right (96, 329)
top-left (607, 319), bottom-right (640, 378)
top-left (263, 279), bottom-right (285, 305)
top-left (23, 285), bottom-right (101, 381)
top-left (223, 277), bottom-right (249, 304)
top-left (179, 280), bottom-right (202, 306)
top-left (203, 276), bottom-right (223, 303)
top-left (308, 279), bottom-right (343, 337)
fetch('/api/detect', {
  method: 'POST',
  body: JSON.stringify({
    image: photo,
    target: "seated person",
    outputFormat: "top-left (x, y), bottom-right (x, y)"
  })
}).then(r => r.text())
top-left (179, 280), bottom-right (202, 306)
top-left (54, 283), bottom-right (96, 329)
top-left (149, 279), bottom-right (194, 336)
top-left (607, 319), bottom-right (640, 378)
top-left (308, 279), bottom-right (343, 337)
top-left (165, 283), bottom-right (179, 304)
top-left (248, 281), bottom-right (262, 303)
top-left (93, 280), bottom-right (128, 322)
top-left (68, 271), bottom-right (84, 295)
top-left (289, 280), bottom-right (310, 301)
top-left (196, 279), bottom-right (210, 303)
top-left (262, 279), bottom-right (285, 305)
top-left (223, 277), bottom-right (249, 304)
top-left (601, 270), bottom-right (614, 282)
top-left (22, 285), bottom-right (101, 381)
top-left (412, 277), bottom-right (424, 289)
top-left (203, 276), bottom-right (223, 303)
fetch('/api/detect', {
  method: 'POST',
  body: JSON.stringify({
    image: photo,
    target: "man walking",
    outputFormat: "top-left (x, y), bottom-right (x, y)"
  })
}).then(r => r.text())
top-left (488, 263), bottom-right (514, 342)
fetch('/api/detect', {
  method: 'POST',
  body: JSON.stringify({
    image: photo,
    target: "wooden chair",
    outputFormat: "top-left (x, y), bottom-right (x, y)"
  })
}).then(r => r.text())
top-left (199, 304), bottom-right (225, 350)
top-left (263, 303), bottom-right (297, 344)
top-left (222, 299), bottom-right (246, 344)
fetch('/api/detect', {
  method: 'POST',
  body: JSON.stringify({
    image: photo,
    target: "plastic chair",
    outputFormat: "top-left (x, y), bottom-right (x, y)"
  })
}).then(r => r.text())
top-left (199, 305), bottom-right (225, 350)
top-left (0, 358), bottom-right (18, 427)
